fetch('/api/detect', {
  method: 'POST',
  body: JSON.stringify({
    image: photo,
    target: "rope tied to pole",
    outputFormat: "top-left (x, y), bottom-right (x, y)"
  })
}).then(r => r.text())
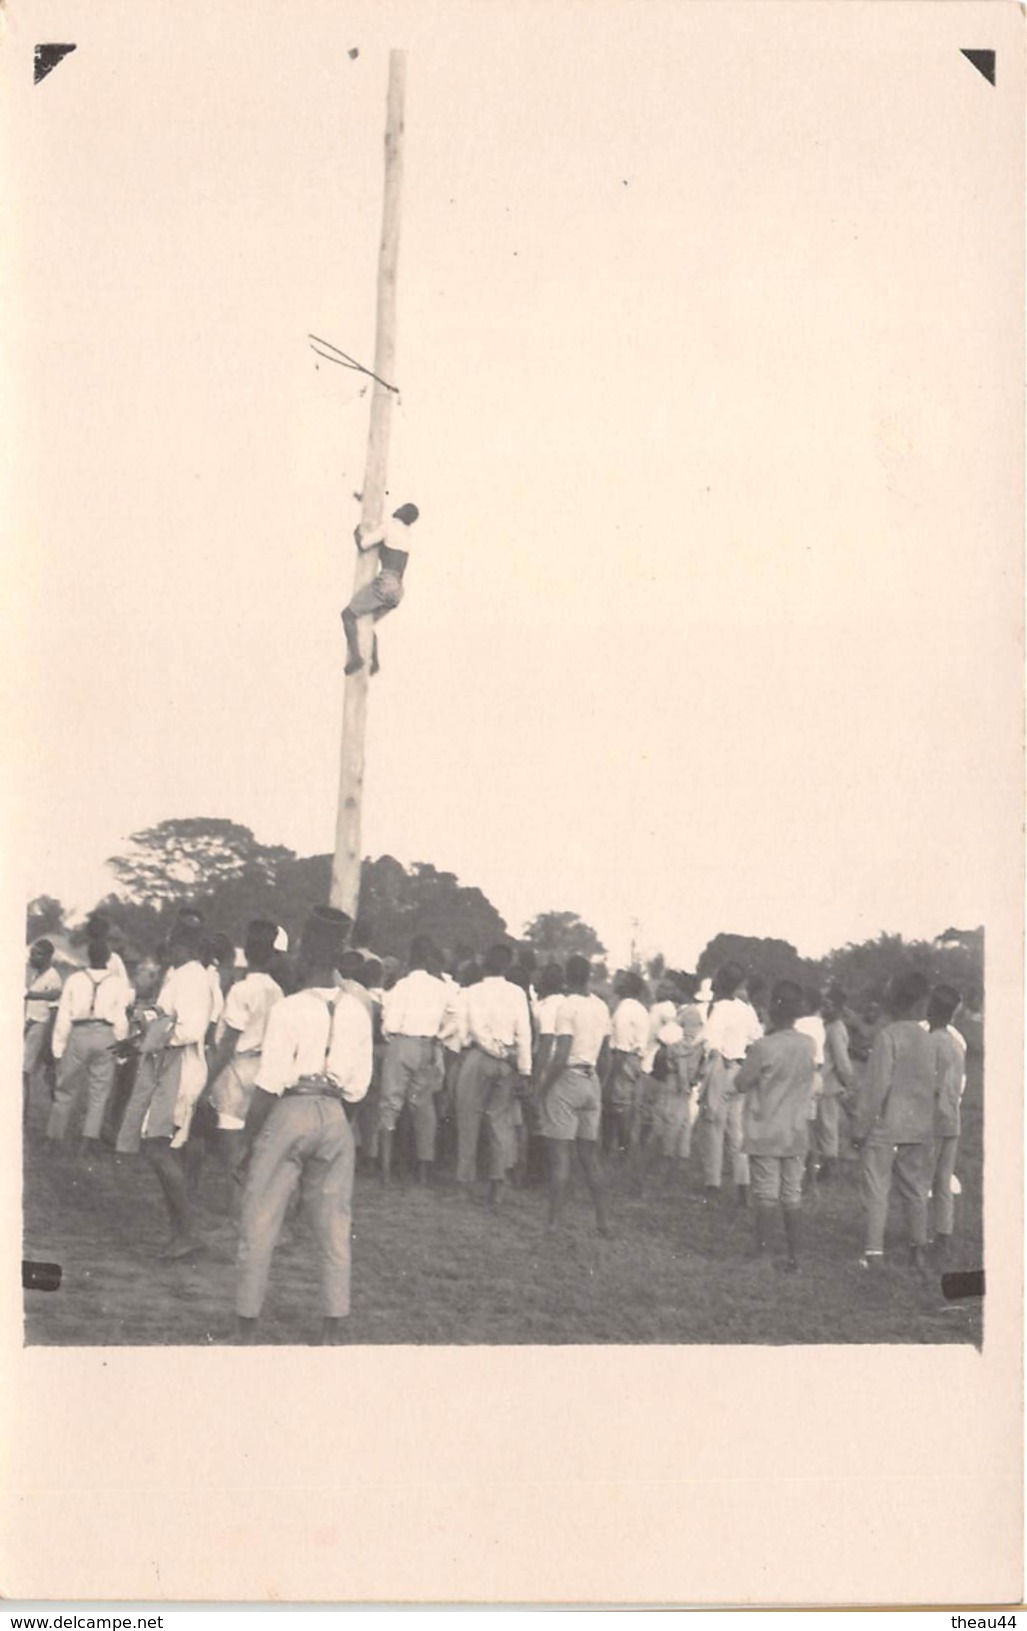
top-left (308, 333), bottom-right (399, 395)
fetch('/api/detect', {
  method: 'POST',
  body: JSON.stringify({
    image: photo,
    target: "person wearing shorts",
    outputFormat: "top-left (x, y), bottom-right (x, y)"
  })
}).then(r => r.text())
top-left (735, 982), bottom-right (816, 1269)
top-left (341, 502), bottom-right (419, 676)
top-left (538, 954), bottom-right (612, 1235)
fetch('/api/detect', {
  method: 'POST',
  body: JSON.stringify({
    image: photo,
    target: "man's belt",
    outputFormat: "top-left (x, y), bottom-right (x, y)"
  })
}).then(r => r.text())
top-left (71, 1018), bottom-right (114, 1028)
top-left (566, 1062), bottom-right (597, 1075)
top-left (284, 1077), bottom-right (348, 1102)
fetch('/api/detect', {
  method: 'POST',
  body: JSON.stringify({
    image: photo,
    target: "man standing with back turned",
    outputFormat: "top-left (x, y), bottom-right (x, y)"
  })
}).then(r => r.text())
top-left (235, 906), bottom-right (372, 1344)
top-left (538, 954), bottom-right (613, 1236)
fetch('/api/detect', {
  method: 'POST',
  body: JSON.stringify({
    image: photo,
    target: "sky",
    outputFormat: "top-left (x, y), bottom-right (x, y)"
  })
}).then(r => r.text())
top-left (5, 0), bottom-right (1023, 970)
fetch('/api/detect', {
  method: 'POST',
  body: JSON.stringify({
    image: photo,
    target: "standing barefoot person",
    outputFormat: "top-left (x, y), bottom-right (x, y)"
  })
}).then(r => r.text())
top-left (735, 981), bottom-right (816, 1271)
top-left (538, 955), bottom-right (613, 1236)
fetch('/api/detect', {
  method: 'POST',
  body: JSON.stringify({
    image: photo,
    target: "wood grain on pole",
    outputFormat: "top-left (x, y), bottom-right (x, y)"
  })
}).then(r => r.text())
top-left (331, 50), bottom-right (406, 917)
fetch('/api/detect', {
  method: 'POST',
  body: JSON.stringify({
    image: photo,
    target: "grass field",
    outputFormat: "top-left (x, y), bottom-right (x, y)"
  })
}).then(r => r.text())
top-left (22, 1060), bottom-right (983, 1348)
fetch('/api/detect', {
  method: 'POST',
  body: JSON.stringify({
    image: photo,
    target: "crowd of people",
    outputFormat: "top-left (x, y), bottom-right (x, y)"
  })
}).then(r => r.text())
top-left (23, 904), bottom-right (974, 1343)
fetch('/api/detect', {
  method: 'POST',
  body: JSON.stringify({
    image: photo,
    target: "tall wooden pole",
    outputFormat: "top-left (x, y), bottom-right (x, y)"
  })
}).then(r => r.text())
top-left (330, 50), bottom-right (406, 918)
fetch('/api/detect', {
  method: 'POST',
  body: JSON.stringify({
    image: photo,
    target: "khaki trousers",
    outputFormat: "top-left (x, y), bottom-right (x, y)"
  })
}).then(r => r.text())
top-left (379, 1035), bottom-right (441, 1161)
top-left (700, 1059), bottom-right (749, 1187)
top-left (861, 1138), bottom-right (933, 1252)
top-left (932, 1135), bottom-right (959, 1237)
top-left (815, 1092), bottom-right (842, 1159)
top-left (236, 1095), bottom-right (355, 1319)
top-left (455, 1047), bottom-right (516, 1182)
top-left (47, 1024), bottom-right (116, 1141)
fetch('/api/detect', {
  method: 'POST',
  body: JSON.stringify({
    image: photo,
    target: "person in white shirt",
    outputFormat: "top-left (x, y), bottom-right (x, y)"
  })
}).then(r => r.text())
top-left (532, 963), bottom-right (566, 1082)
top-left (436, 959), bottom-right (477, 1168)
top-left (538, 954), bottom-right (613, 1235)
top-left (206, 920), bottom-right (284, 1213)
top-left (795, 990), bottom-right (827, 1189)
top-left (46, 935), bottom-right (131, 1150)
top-left (923, 984), bottom-right (967, 1262)
top-left (697, 961), bottom-right (763, 1205)
top-left (341, 501), bottom-right (419, 676)
top-left (23, 938), bottom-right (62, 1127)
top-left (236, 906), bottom-right (372, 1344)
top-left (350, 954), bottom-right (387, 1167)
top-left (114, 920), bottom-right (216, 1257)
top-left (502, 961), bottom-right (537, 1185)
top-left (455, 943), bottom-right (533, 1207)
top-left (604, 971), bottom-right (651, 1158)
top-left (817, 985), bottom-right (856, 1182)
top-left (378, 936), bottom-right (453, 1186)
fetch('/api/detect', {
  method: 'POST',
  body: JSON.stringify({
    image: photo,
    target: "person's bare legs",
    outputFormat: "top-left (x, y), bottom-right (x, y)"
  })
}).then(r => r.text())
top-left (577, 1142), bottom-right (612, 1236)
top-left (546, 1140), bottom-right (571, 1227)
top-left (341, 606), bottom-right (363, 674)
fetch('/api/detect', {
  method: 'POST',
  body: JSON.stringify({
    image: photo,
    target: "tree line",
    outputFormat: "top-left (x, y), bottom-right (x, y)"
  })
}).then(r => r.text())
top-left (27, 817), bottom-right (983, 1010)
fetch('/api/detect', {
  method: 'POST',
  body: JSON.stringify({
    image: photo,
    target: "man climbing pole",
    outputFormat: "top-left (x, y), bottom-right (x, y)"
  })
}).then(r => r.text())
top-left (340, 501), bottom-right (419, 675)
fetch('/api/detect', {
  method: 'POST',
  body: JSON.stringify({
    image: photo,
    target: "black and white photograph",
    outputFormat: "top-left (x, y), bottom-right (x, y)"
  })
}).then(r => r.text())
top-left (4, 0), bottom-right (1022, 1606)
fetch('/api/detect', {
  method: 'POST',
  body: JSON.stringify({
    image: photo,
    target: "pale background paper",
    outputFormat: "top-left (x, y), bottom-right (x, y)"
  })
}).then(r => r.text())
top-left (0, 0), bottom-right (1022, 1605)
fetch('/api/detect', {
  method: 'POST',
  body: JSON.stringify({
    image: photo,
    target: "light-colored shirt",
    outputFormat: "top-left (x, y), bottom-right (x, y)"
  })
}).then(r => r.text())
top-left (536, 993), bottom-right (563, 1038)
top-left (555, 991), bottom-right (612, 1069)
top-left (206, 965), bottom-right (225, 1029)
top-left (25, 964), bottom-right (62, 1025)
top-left (465, 976), bottom-right (533, 1075)
top-left (611, 997), bottom-right (649, 1057)
top-left (358, 515), bottom-right (415, 557)
top-left (795, 1014), bottom-right (826, 1068)
top-left (643, 999), bottom-right (679, 1070)
top-left (218, 970), bottom-right (284, 1054)
top-left (157, 960), bottom-right (217, 1049)
top-left (382, 969), bottom-right (454, 1040)
top-left (676, 1001), bottom-right (707, 1047)
top-left (256, 987), bottom-right (372, 1102)
top-left (925, 1024), bottom-right (967, 1138)
top-left (107, 951), bottom-right (129, 982)
top-left (52, 967), bottom-right (133, 1058)
top-left (703, 997), bottom-right (763, 1062)
top-left (440, 985), bottom-right (472, 1052)
top-left (822, 1017), bottom-right (855, 1096)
